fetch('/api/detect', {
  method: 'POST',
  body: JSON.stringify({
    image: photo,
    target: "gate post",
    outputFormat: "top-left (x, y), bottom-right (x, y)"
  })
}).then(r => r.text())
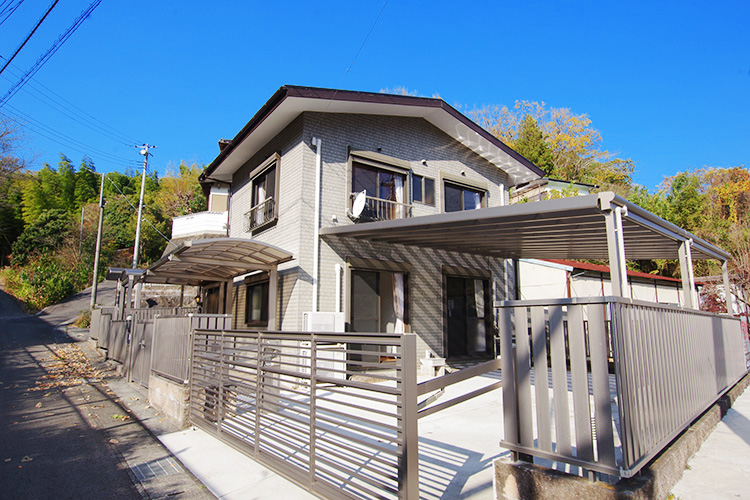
top-left (399, 334), bottom-right (418, 499)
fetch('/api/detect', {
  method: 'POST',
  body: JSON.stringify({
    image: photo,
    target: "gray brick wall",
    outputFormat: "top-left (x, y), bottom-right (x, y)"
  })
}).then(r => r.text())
top-left (226, 111), bottom-right (520, 356)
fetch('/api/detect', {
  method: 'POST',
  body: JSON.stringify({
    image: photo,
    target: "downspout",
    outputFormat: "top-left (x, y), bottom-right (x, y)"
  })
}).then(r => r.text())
top-left (312, 137), bottom-right (322, 313)
top-left (335, 263), bottom-right (342, 313)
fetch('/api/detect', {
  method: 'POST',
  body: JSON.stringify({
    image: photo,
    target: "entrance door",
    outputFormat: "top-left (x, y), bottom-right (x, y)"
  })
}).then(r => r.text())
top-left (350, 269), bottom-right (408, 364)
top-left (446, 276), bottom-right (491, 358)
top-left (204, 286), bottom-right (221, 314)
top-left (350, 271), bottom-right (380, 364)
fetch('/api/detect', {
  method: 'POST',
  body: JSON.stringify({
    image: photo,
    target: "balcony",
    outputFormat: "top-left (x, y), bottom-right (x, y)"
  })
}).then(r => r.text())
top-left (171, 211), bottom-right (228, 239)
top-left (244, 198), bottom-right (276, 232)
top-left (348, 192), bottom-right (412, 222)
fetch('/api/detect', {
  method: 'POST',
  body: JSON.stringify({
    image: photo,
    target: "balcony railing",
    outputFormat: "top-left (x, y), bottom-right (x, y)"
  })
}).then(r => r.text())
top-left (349, 192), bottom-right (412, 221)
top-left (244, 198), bottom-right (276, 232)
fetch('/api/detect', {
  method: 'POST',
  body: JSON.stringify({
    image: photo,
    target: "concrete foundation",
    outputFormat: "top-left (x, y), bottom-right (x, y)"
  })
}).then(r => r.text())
top-left (148, 373), bottom-right (190, 428)
top-left (494, 373), bottom-right (750, 500)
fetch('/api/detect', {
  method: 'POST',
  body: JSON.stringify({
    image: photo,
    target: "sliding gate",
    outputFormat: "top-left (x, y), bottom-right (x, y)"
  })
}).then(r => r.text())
top-left (189, 329), bottom-right (419, 500)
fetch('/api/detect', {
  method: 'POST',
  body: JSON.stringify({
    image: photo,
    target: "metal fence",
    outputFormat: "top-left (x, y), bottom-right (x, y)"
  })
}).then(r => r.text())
top-left (152, 314), bottom-right (232, 382)
top-left (130, 319), bottom-right (154, 387)
top-left (108, 320), bottom-right (130, 364)
top-left (497, 296), bottom-right (748, 479)
top-left (92, 307), bottom-right (115, 347)
top-left (190, 329), bottom-right (418, 500)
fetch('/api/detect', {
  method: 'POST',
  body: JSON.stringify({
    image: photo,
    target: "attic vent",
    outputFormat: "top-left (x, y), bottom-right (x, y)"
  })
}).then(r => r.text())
top-left (218, 139), bottom-right (231, 152)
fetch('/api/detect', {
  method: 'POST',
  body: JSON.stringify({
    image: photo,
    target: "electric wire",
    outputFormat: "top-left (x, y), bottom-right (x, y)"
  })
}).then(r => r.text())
top-left (2, 103), bottom-right (141, 165)
top-left (0, 68), bottom-right (141, 147)
top-left (106, 175), bottom-right (170, 243)
top-left (0, 0), bottom-right (102, 108)
top-left (0, 0), bottom-right (25, 28)
top-left (0, 60), bottom-right (142, 145)
top-left (323, 0), bottom-right (390, 114)
top-left (0, 0), bottom-right (60, 76)
top-left (0, 112), bottom-right (140, 171)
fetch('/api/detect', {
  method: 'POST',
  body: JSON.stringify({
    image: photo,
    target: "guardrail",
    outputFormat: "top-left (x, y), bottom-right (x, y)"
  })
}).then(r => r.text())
top-left (190, 330), bottom-right (418, 500)
top-left (497, 296), bottom-right (749, 479)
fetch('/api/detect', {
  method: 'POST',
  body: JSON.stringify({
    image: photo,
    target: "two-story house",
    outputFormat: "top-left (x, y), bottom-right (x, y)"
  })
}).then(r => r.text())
top-left (192, 85), bottom-right (543, 360)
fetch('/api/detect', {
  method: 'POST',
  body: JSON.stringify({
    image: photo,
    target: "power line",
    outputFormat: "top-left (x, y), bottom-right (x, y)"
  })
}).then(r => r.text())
top-left (0, 61), bottom-right (142, 145)
top-left (106, 174), bottom-right (170, 243)
top-left (324, 0), bottom-right (390, 114)
top-left (0, 0), bottom-right (102, 108)
top-left (0, 0), bottom-right (25, 28)
top-left (0, 69), bottom-right (140, 147)
top-left (0, 0), bottom-right (60, 76)
top-left (2, 103), bottom-right (142, 165)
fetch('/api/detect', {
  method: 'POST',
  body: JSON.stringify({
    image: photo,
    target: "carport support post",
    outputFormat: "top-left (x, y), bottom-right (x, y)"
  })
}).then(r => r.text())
top-left (400, 333), bottom-right (418, 500)
top-left (679, 240), bottom-right (696, 309)
top-left (722, 260), bottom-right (732, 314)
top-left (604, 207), bottom-right (628, 298)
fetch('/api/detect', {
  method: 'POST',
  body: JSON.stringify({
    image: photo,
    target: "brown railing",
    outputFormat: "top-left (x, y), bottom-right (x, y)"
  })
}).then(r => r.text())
top-left (190, 330), bottom-right (419, 500)
top-left (496, 296), bottom-right (748, 479)
top-left (244, 198), bottom-right (276, 231)
top-left (349, 193), bottom-right (411, 221)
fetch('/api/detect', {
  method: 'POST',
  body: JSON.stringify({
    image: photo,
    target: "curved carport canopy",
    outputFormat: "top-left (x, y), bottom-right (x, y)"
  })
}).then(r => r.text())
top-left (321, 192), bottom-right (731, 311)
top-left (137, 238), bottom-right (293, 327)
top-left (140, 238), bottom-right (293, 286)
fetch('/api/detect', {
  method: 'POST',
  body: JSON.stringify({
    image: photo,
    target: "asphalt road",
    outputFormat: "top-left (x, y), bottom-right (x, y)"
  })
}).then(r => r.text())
top-left (0, 285), bottom-right (146, 499)
top-left (0, 284), bottom-right (212, 500)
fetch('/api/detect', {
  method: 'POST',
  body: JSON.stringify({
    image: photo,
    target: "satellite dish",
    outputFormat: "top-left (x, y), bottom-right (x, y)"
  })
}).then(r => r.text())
top-left (351, 190), bottom-right (367, 218)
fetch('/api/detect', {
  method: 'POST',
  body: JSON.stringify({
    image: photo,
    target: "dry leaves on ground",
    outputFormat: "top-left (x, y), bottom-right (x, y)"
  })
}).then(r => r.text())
top-left (27, 344), bottom-right (115, 392)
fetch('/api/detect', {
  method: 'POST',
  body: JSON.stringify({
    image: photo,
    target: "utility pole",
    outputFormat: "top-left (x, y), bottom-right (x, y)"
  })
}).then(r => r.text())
top-left (133, 144), bottom-right (155, 270)
top-left (90, 173), bottom-right (106, 309)
top-left (131, 144), bottom-right (156, 309)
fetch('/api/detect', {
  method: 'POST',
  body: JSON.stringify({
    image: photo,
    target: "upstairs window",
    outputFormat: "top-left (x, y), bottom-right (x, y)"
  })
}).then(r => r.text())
top-left (245, 154), bottom-right (279, 232)
top-left (351, 160), bottom-right (410, 221)
top-left (412, 174), bottom-right (435, 206)
top-left (444, 181), bottom-right (485, 212)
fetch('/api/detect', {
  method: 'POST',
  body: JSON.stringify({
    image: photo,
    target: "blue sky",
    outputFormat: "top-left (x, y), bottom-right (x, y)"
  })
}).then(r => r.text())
top-left (1, 0), bottom-right (748, 190)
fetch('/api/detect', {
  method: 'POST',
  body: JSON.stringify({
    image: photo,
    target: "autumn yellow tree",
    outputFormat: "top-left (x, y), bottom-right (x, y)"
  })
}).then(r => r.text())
top-left (153, 162), bottom-right (207, 218)
top-left (470, 100), bottom-right (633, 190)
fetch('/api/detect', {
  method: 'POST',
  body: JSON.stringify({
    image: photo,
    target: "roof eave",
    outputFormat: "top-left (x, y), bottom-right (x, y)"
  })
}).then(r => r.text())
top-left (199, 85), bottom-right (544, 186)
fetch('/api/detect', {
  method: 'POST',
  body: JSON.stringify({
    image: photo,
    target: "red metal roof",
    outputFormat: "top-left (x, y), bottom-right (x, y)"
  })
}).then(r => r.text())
top-left (545, 259), bottom-right (684, 283)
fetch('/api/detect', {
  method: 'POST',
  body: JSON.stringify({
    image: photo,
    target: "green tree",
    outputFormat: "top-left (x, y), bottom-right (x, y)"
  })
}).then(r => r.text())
top-left (74, 156), bottom-right (99, 206)
top-left (11, 209), bottom-right (71, 265)
top-left (513, 115), bottom-right (555, 175)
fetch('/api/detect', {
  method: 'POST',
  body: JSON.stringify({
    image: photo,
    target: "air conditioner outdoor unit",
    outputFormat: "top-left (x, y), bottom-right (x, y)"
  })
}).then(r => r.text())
top-left (302, 311), bottom-right (345, 333)
top-left (301, 312), bottom-right (346, 379)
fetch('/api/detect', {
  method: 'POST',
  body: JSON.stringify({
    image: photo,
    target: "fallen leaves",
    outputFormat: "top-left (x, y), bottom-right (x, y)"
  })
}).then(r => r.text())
top-left (27, 344), bottom-right (115, 392)
top-left (111, 414), bottom-right (130, 421)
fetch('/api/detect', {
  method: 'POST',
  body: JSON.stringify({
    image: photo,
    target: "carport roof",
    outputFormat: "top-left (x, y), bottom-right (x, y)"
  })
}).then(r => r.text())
top-left (139, 238), bottom-right (293, 285)
top-left (320, 192), bottom-right (730, 262)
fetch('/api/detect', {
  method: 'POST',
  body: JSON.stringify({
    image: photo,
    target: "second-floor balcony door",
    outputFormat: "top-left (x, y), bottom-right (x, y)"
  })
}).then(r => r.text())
top-left (250, 165), bottom-right (276, 229)
top-left (352, 164), bottom-right (408, 220)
